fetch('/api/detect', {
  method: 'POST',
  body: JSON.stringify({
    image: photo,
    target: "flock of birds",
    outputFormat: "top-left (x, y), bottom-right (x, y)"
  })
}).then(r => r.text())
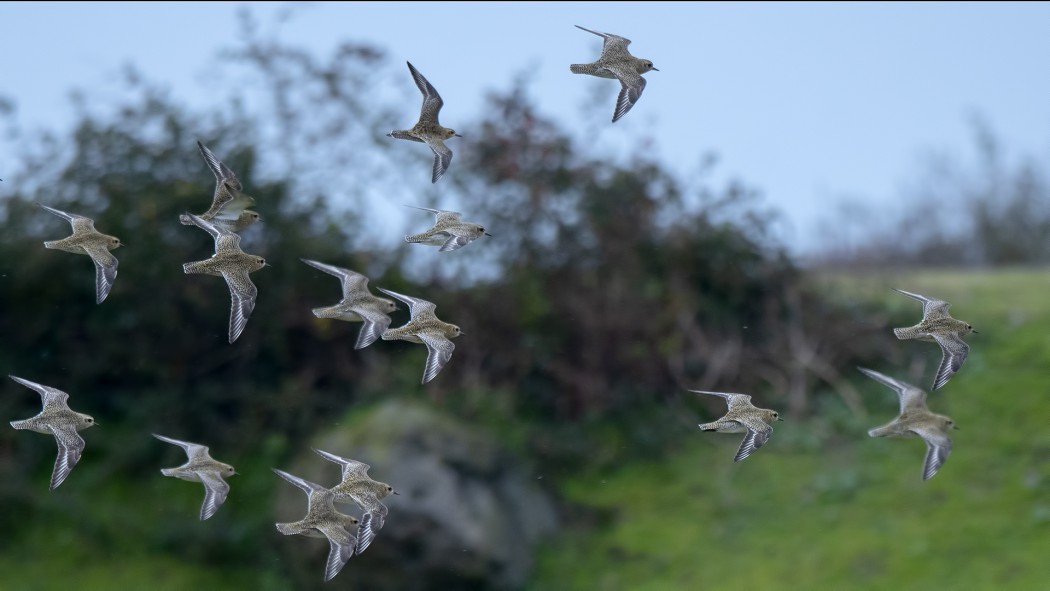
top-left (692, 288), bottom-right (973, 480)
top-left (5, 25), bottom-right (979, 583)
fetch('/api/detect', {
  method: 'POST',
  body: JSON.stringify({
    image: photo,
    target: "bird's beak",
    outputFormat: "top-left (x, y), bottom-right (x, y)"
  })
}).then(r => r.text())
top-left (455, 133), bottom-right (463, 137)
top-left (778, 417), bottom-right (784, 421)
top-left (393, 491), bottom-right (401, 495)
top-left (484, 232), bottom-right (493, 237)
top-left (971, 330), bottom-right (978, 334)
top-left (652, 67), bottom-right (660, 72)
top-left (953, 425), bottom-right (960, 431)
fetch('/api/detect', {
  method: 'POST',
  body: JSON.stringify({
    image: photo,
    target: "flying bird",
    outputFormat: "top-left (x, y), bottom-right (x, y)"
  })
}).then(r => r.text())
top-left (273, 468), bottom-right (364, 582)
top-left (313, 448), bottom-right (398, 555)
top-left (570, 25), bottom-right (658, 122)
top-left (182, 213), bottom-right (268, 343)
top-left (691, 389), bottom-right (782, 462)
top-left (180, 141), bottom-right (260, 231)
top-left (403, 205), bottom-right (490, 252)
top-left (858, 367), bottom-right (957, 481)
top-left (39, 203), bottom-right (122, 304)
top-left (388, 61), bottom-right (461, 183)
top-left (154, 433), bottom-right (237, 520)
top-left (300, 258), bottom-right (398, 349)
top-left (8, 375), bottom-right (96, 490)
top-left (892, 288), bottom-right (976, 390)
top-left (378, 287), bottom-right (463, 384)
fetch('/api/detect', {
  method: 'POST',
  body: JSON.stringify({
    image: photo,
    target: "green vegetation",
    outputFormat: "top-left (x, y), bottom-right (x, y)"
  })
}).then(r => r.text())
top-left (530, 268), bottom-right (1050, 590)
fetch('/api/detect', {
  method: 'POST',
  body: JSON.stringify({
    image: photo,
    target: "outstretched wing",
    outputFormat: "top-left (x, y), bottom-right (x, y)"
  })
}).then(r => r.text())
top-left (9, 376), bottom-right (71, 411)
top-left (313, 448), bottom-right (372, 482)
top-left (197, 470), bottom-right (231, 520)
top-left (222, 270), bottom-right (258, 344)
top-left (406, 61), bottom-right (445, 125)
top-left (324, 531), bottom-right (356, 581)
top-left (893, 288), bottom-right (951, 319)
top-left (439, 234), bottom-right (473, 252)
top-left (197, 140), bottom-right (242, 195)
top-left (272, 468), bottom-right (326, 501)
top-left (418, 331), bottom-right (456, 384)
top-left (82, 242), bottom-right (119, 304)
top-left (376, 288), bottom-right (437, 320)
top-left (856, 367), bottom-right (928, 414)
top-left (575, 25), bottom-right (632, 60)
top-left (733, 421), bottom-right (773, 463)
top-left (301, 258), bottom-right (370, 299)
top-left (404, 204), bottom-right (462, 225)
top-left (425, 138), bottom-right (453, 183)
top-left (153, 433), bottom-right (211, 462)
top-left (183, 213), bottom-right (243, 254)
top-left (38, 203), bottom-right (96, 233)
top-left (688, 390), bottom-right (752, 410)
top-left (50, 426), bottom-right (86, 490)
top-left (354, 308), bottom-right (393, 350)
top-left (911, 426), bottom-right (952, 481)
top-left (931, 333), bottom-right (970, 390)
top-left (611, 72), bottom-right (647, 123)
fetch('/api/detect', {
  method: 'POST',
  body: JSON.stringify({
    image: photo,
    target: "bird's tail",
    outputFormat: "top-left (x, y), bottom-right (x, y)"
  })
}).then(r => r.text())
top-left (9, 419), bottom-right (29, 430)
top-left (570, 63), bottom-right (600, 75)
top-left (867, 424), bottom-right (896, 438)
top-left (893, 326), bottom-right (920, 340)
top-left (698, 421), bottom-right (717, 431)
top-left (404, 233), bottom-right (428, 244)
top-left (178, 213), bottom-right (196, 226)
top-left (276, 522), bottom-right (307, 536)
top-left (43, 240), bottom-right (59, 250)
top-left (182, 261), bottom-right (210, 275)
top-left (312, 306), bottom-right (339, 319)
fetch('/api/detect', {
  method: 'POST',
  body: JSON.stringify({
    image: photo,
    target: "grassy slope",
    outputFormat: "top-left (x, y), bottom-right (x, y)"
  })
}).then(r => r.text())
top-left (530, 268), bottom-right (1050, 591)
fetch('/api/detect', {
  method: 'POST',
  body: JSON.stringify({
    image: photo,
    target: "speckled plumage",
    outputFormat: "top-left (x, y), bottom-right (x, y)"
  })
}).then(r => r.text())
top-left (570, 25), bottom-right (658, 122)
top-left (313, 449), bottom-right (398, 555)
top-left (691, 390), bottom-right (782, 462)
top-left (273, 468), bottom-right (363, 582)
top-left (182, 213), bottom-right (267, 343)
top-left (388, 62), bottom-right (461, 183)
top-left (39, 203), bottom-right (122, 304)
top-left (301, 259), bottom-right (398, 349)
top-left (154, 433), bottom-right (236, 520)
top-left (377, 287), bottom-right (462, 384)
top-left (180, 141), bottom-right (260, 231)
top-left (8, 375), bottom-right (96, 491)
top-left (858, 367), bottom-right (957, 481)
top-left (403, 205), bottom-right (491, 252)
top-left (892, 288), bottom-right (976, 390)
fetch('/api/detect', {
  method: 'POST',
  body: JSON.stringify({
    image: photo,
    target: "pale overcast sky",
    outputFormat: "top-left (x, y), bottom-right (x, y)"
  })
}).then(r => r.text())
top-left (2, 2), bottom-right (1048, 254)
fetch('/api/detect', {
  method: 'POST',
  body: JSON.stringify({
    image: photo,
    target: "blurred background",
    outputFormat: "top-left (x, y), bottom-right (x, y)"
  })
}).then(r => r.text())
top-left (1, 3), bottom-right (1048, 590)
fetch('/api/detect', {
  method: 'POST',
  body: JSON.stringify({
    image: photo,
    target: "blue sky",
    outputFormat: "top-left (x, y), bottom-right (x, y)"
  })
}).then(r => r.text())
top-left (2, 2), bottom-right (1049, 254)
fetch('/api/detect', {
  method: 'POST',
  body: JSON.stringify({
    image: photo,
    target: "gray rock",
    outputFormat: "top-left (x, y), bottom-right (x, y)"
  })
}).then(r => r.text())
top-left (273, 399), bottom-right (559, 590)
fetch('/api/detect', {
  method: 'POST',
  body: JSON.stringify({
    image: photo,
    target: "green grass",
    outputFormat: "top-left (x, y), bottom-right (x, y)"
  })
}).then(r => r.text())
top-left (529, 267), bottom-right (1050, 591)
